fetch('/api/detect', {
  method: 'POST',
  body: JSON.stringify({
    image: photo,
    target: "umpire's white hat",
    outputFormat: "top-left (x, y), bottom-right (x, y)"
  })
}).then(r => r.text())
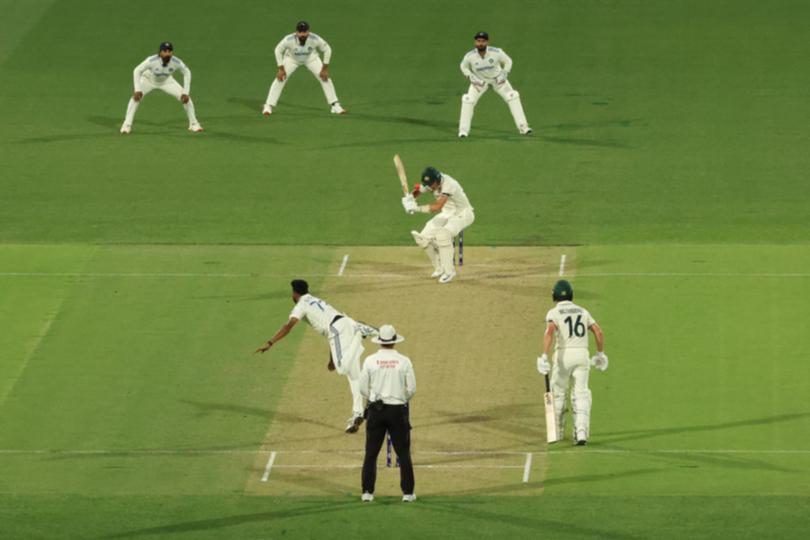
top-left (372, 324), bottom-right (405, 344)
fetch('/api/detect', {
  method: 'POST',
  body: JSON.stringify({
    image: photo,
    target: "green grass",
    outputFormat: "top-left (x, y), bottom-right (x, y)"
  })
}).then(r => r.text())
top-left (2, 0), bottom-right (810, 538)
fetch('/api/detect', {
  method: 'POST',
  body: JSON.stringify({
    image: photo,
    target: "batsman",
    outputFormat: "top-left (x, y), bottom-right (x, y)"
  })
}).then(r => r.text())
top-left (401, 167), bottom-right (475, 284)
top-left (536, 280), bottom-right (608, 445)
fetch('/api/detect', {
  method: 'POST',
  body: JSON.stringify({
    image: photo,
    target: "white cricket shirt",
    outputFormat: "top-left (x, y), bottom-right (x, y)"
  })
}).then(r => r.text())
top-left (289, 293), bottom-right (343, 337)
top-left (358, 349), bottom-right (416, 405)
top-left (435, 174), bottom-right (473, 215)
top-left (460, 46), bottom-right (513, 81)
top-left (546, 301), bottom-right (596, 350)
top-left (274, 33), bottom-right (332, 66)
top-left (133, 55), bottom-right (191, 93)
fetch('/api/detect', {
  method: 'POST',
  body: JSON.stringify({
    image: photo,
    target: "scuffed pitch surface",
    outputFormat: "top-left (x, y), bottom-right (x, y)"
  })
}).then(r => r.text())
top-left (247, 246), bottom-right (568, 496)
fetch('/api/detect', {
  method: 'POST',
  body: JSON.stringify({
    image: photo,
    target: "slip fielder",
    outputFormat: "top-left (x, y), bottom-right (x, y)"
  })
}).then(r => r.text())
top-left (537, 280), bottom-right (608, 445)
top-left (459, 31), bottom-right (531, 137)
top-left (254, 280), bottom-right (377, 433)
top-left (262, 21), bottom-right (346, 116)
top-left (120, 42), bottom-right (202, 134)
top-left (401, 167), bottom-right (474, 284)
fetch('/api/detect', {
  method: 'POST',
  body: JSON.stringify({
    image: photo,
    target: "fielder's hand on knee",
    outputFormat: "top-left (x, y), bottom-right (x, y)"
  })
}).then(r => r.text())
top-left (536, 354), bottom-right (550, 375)
top-left (180, 94), bottom-right (189, 104)
top-left (132, 91), bottom-right (143, 102)
top-left (591, 352), bottom-right (609, 371)
top-left (319, 66), bottom-right (329, 81)
top-left (276, 67), bottom-right (287, 81)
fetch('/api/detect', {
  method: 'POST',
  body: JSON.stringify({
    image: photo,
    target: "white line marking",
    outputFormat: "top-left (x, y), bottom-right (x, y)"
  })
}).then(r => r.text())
top-left (337, 254), bottom-right (349, 276)
top-left (522, 452), bottom-right (533, 483)
top-left (0, 302), bottom-right (66, 409)
top-left (2, 448), bottom-right (809, 456)
top-left (2, 271), bottom-right (809, 279)
top-left (558, 255), bottom-right (566, 276)
top-left (260, 451), bottom-right (277, 482)
top-left (271, 464), bottom-right (524, 470)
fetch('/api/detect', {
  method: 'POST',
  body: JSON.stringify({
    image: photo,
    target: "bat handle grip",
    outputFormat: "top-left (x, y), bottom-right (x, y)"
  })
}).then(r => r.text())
top-left (544, 374), bottom-right (551, 393)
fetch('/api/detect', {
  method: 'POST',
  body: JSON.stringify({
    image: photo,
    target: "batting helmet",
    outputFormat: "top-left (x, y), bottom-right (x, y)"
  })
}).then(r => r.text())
top-left (421, 167), bottom-right (442, 186)
top-left (552, 280), bottom-right (573, 302)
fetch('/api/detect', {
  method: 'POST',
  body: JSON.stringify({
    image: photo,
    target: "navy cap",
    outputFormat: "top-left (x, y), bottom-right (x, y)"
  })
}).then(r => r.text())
top-left (474, 31), bottom-right (489, 40)
top-left (296, 20), bottom-right (310, 32)
top-left (159, 41), bottom-right (173, 51)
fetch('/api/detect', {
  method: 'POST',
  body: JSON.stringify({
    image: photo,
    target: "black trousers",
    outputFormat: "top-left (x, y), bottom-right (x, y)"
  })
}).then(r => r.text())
top-left (361, 403), bottom-right (414, 495)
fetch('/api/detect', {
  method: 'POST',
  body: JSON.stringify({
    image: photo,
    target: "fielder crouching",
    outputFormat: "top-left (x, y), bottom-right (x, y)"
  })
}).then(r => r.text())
top-left (401, 167), bottom-right (474, 284)
top-left (537, 280), bottom-right (608, 445)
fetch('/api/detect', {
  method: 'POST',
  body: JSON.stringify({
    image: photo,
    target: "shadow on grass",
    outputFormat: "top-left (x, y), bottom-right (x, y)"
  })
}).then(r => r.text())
top-left (417, 499), bottom-right (641, 540)
top-left (182, 400), bottom-right (337, 430)
top-left (599, 412), bottom-right (810, 444)
top-left (100, 500), bottom-right (357, 539)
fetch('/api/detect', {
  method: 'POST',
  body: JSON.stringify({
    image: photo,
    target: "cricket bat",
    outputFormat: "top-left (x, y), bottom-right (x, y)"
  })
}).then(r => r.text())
top-left (544, 374), bottom-right (558, 443)
top-left (393, 154), bottom-right (410, 196)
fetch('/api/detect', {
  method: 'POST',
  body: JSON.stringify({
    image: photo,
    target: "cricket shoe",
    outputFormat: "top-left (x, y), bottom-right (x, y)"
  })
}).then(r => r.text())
top-left (361, 493), bottom-right (374, 502)
top-left (438, 271), bottom-right (456, 284)
top-left (357, 323), bottom-right (378, 338)
top-left (458, 132), bottom-right (468, 138)
top-left (575, 430), bottom-right (587, 446)
top-left (188, 123), bottom-right (204, 132)
top-left (330, 102), bottom-right (347, 114)
top-left (345, 415), bottom-right (364, 433)
top-left (262, 104), bottom-right (273, 116)
top-left (402, 494), bottom-right (417, 502)
top-left (120, 124), bottom-right (131, 134)
top-left (519, 125), bottom-right (533, 135)
top-left (430, 269), bottom-right (443, 278)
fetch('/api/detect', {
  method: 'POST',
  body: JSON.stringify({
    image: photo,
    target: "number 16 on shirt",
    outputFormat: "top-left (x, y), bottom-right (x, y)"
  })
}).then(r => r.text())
top-left (544, 374), bottom-right (558, 443)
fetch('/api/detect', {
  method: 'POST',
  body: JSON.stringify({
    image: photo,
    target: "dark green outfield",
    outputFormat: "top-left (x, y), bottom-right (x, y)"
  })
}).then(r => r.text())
top-left (2, 1), bottom-right (810, 539)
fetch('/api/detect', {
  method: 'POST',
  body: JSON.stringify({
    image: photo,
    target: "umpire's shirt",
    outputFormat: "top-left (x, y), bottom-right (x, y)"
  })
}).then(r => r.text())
top-left (358, 331), bottom-right (416, 495)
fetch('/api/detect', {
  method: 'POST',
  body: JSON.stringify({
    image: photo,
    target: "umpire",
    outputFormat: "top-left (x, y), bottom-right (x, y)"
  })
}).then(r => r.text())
top-left (357, 324), bottom-right (417, 502)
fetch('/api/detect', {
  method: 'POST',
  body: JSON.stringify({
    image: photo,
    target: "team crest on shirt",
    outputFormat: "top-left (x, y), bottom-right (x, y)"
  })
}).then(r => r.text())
top-left (489, 58), bottom-right (494, 63)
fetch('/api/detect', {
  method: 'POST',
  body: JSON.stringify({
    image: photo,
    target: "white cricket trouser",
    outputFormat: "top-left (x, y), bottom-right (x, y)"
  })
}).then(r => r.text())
top-left (459, 80), bottom-right (529, 134)
top-left (328, 316), bottom-right (365, 417)
top-left (123, 76), bottom-right (199, 127)
top-left (416, 209), bottom-right (475, 275)
top-left (551, 348), bottom-right (592, 438)
top-left (265, 57), bottom-right (339, 108)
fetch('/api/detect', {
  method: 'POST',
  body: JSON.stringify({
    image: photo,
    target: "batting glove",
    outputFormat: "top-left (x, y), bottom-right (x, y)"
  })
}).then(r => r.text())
top-left (591, 352), bottom-right (609, 371)
top-left (401, 195), bottom-right (417, 214)
top-left (536, 354), bottom-right (550, 375)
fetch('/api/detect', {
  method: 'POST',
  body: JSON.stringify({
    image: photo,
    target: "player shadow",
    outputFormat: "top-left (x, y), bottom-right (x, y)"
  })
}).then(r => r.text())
top-left (100, 500), bottom-right (358, 539)
top-left (640, 450), bottom-right (800, 474)
top-left (536, 135), bottom-right (632, 148)
top-left (544, 117), bottom-right (645, 131)
top-left (597, 412), bottom-right (810, 444)
top-left (417, 499), bottom-right (640, 540)
top-left (181, 400), bottom-right (338, 430)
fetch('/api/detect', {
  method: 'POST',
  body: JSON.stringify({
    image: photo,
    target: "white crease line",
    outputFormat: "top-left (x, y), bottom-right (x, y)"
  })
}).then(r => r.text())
top-left (260, 451), bottom-right (277, 482)
top-left (271, 464), bottom-right (524, 470)
top-left (522, 452), bottom-right (533, 483)
top-left (337, 254), bottom-right (349, 276)
top-left (2, 271), bottom-right (810, 279)
top-left (2, 448), bottom-right (808, 456)
top-left (559, 255), bottom-right (566, 276)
